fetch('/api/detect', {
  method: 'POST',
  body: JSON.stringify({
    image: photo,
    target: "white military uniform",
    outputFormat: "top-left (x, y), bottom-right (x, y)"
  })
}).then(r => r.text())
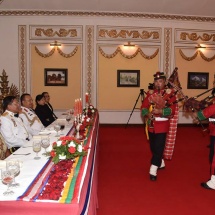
top-left (0, 110), bottom-right (32, 149)
top-left (19, 106), bottom-right (44, 136)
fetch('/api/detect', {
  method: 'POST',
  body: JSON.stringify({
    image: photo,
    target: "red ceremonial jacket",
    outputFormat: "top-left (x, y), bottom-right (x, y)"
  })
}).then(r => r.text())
top-left (141, 88), bottom-right (176, 133)
top-left (198, 103), bottom-right (215, 136)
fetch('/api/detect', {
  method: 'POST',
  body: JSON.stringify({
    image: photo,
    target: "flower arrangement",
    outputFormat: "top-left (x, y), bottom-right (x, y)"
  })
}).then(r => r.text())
top-left (83, 104), bottom-right (96, 117)
top-left (50, 136), bottom-right (88, 164)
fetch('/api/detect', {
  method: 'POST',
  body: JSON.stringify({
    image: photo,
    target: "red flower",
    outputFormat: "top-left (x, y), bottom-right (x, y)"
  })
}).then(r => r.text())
top-left (52, 142), bottom-right (57, 147)
top-left (68, 147), bottom-right (76, 154)
top-left (50, 150), bottom-right (56, 157)
top-left (61, 140), bottom-right (67, 146)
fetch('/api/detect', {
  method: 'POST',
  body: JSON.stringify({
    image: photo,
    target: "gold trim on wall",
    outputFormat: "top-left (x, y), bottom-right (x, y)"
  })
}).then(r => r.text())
top-left (35, 28), bottom-right (77, 38)
top-left (99, 46), bottom-right (159, 59)
top-left (164, 28), bottom-right (172, 74)
top-left (1, 11), bottom-right (215, 23)
top-left (179, 49), bottom-right (215, 61)
top-left (18, 25), bottom-right (27, 94)
top-left (180, 32), bottom-right (215, 42)
top-left (98, 29), bottom-right (159, 40)
top-left (34, 46), bottom-right (78, 58)
top-left (86, 26), bottom-right (94, 104)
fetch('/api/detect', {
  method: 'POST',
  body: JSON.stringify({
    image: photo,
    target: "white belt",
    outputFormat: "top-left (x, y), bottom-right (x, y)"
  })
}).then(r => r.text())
top-left (155, 117), bottom-right (168, 121)
top-left (209, 118), bottom-right (215, 122)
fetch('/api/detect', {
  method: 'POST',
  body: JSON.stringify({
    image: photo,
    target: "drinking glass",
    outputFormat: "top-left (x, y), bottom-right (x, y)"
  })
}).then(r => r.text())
top-left (33, 139), bottom-right (41, 160)
top-left (60, 123), bottom-right (65, 135)
top-left (41, 136), bottom-right (50, 155)
top-left (66, 114), bottom-right (72, 126)
top-left (54, 124), bottom-right (61, 137)
top-left (1, 169), bottom-right (14, 196)
top-left (6, 160), bottom-right (20, 187)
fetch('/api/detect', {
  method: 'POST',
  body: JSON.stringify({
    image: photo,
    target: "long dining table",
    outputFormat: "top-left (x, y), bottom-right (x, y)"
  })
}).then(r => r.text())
top-left (0, 112), bottom-right (99, 215)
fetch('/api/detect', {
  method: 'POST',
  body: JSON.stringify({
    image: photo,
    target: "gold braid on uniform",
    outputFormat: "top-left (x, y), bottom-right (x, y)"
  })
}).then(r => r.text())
top-left (22, 112), bottom-right (40, 126)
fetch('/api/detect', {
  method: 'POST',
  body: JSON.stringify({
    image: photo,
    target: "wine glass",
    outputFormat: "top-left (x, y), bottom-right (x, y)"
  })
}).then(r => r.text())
top-left (60, 123), bottom-right (65, 135)
top-left (1, 169), bottom-right (14, 196)
top-left (54, 124), bottom-right (61, 137)
top-left (33, 139), bottom-right (41, 160)
top-left (6, 160), bottom-right (20, 188)
top-left (41, 136), bottom-right (50, 155)
top-left (66, 114), bottom-right (72, 126)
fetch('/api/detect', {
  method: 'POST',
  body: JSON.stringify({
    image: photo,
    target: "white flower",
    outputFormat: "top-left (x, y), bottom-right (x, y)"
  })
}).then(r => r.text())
top-left (77, 145), bottom-right (83, 152)
top-left (91, 109), bottom-right (95, 113)
top-left (68, 141), bottom-right (76, 148)
top-left (56, 141), bottom-right (62, 147)
top-left (59, 154), bottom-right (66, 160)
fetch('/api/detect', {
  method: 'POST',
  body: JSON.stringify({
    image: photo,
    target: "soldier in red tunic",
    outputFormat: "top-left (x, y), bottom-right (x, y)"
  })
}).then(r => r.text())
top-left (141, 72), bottom-right (177, 181)
top-left (195, 104), bottom-right (215, 190)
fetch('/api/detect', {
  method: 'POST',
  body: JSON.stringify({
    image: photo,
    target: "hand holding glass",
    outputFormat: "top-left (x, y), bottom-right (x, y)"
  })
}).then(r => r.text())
top-left (33, 140), bottom-right (41, 160)
top-left (1, 169), bottom-right (14, 196)
top-left (6, 160), bottom-right (20, 187)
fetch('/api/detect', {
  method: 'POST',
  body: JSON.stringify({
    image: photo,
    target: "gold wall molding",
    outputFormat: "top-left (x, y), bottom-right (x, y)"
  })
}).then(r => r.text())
top-left (98, 29), bottom-right (159, 41)
top-left (35, 45), bottom-right (78, 58)
top-left (30, 25), bottom-right (83, 40)
top-left (18, 25), bottom-right (27, 94)
top-left (179, 49), bottom-right (215, 61)
top-left (86, 26), bottom-right (94, 104)
top-left (180, 32), bottom-right (215, 42)
top-left (99, 46), bottom-right (159, 59)
top-left (1, 11), bottom-right (215, 23)
top-left (164, 28), bottom-right (172, 74)
top-left (35, 28), bottom-right (77, 38)
top-left (175, 28), bottom-right (215, 43)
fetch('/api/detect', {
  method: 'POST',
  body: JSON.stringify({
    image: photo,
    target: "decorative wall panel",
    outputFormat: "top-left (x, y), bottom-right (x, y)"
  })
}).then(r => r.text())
top-left (29, 25), bottom-right (83, 40)
top-left (97, 26), bottom-right (161, 42)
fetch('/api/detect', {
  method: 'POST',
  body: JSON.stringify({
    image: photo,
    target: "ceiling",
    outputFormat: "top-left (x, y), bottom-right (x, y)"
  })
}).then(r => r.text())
top-left (1, 0), bottom-right (215, 18)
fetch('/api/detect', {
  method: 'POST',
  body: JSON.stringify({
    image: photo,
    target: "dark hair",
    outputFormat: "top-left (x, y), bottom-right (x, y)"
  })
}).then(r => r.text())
top-left (35, 94), bottom-right (44, 105)
top-left (2, 96), bottom-right (17, 112)
top-left (42, 92), bottom-right (48, 97)
top-left (20, 93), bottom-right (30, 105)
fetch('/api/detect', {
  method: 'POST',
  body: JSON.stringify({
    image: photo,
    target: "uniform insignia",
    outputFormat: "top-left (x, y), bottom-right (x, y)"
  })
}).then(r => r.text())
top-left (2, 112), bottom-right (9, 117)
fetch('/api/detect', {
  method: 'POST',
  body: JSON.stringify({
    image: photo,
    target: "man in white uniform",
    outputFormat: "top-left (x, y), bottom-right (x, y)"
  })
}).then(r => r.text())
top-left (19, 93), bottom-right (44, 135)
top-left (0, 96), bottom-right (32, 152)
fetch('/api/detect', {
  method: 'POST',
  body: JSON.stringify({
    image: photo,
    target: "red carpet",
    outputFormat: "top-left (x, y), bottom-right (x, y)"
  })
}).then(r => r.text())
top-left (97, 125), bottom-right (214, 215)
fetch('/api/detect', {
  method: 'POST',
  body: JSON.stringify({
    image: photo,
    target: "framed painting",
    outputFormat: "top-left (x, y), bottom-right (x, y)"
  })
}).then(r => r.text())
top-left (44, 68), bottom-right (68, 86)
top-left (187, 72), bottom-right (209, 89)
top-left (117, 70), bottom-right (140, 87)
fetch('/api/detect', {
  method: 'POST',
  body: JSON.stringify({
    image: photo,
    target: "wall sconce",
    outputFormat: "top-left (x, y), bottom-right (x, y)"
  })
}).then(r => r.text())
top-left (195, 44), bottom-right (206, 49)
top-left (50, 41), bottom-right (61, 47)
top-left (124, 41), bottom-right (136, 47)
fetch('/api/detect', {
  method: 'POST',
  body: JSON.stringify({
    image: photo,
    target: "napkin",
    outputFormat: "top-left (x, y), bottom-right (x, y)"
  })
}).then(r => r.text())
top-left (0, 160), bottom-right (6, 168)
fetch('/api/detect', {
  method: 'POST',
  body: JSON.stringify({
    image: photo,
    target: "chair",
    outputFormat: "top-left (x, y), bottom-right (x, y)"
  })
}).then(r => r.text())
top-left (0, 133), bottom-right (10, 160)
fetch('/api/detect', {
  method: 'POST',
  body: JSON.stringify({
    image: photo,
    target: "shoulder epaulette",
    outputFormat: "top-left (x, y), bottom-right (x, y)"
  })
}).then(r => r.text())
top-left (2, 112), bottom-right (9, 117)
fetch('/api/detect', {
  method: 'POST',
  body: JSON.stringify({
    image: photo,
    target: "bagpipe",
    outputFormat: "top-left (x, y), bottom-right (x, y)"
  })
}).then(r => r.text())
top-left (148, 67), bottom-right (186, 109)
top-left (183, 87), bottom-right (215, 112)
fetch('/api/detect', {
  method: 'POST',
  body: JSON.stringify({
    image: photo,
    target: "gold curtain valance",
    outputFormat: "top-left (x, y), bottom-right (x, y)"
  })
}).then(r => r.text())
top-left (99, 46), bottom-right (159, 59)
top-left (179, 49), bottom-right (215, 62)
top-left (35, 46), bottom-right (78, 58)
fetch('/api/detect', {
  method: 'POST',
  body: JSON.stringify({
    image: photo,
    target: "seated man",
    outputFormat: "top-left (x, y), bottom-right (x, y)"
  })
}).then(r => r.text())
top-left (0, 96), bottom-right (32, 153)
top-left (19, 93), bottom-right (44, 135)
